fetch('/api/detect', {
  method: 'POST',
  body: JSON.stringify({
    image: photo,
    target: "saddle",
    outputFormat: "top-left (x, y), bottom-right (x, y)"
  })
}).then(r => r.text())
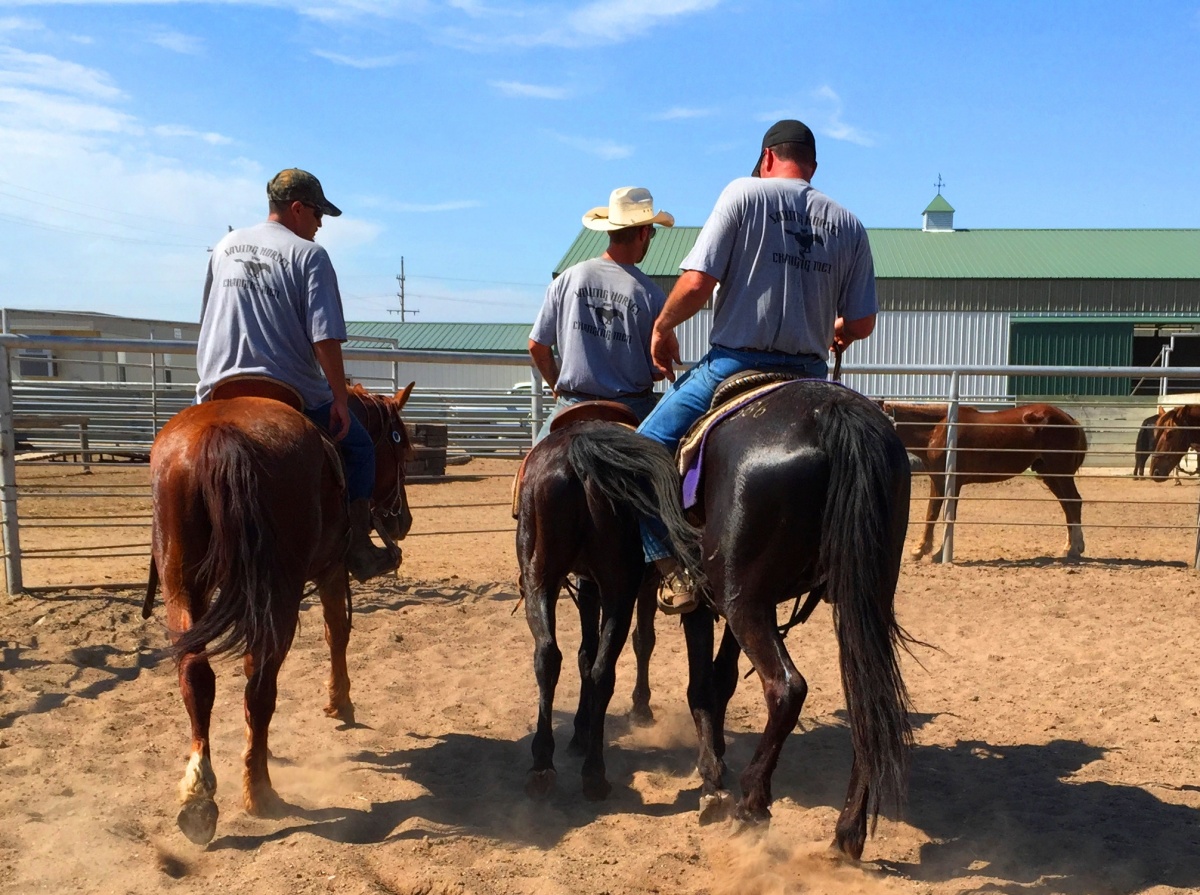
top-left (210, 374), bottom-right (305, 412)
top-left (678, 371), bottom-right (809, 513)
top-left (512, 400), bottom-right (640, 518)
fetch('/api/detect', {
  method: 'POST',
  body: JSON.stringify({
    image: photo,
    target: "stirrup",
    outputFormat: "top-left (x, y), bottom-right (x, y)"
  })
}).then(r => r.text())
top-left (654, 561), bottom-right (698, 615)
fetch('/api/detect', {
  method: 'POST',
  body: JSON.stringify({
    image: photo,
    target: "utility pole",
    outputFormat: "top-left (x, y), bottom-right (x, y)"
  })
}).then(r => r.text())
top-left (390, 257), bottom-right (418, 321)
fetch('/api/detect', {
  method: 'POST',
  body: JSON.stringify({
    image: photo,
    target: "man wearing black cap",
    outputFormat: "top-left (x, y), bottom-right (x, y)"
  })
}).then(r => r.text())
top-left (195, 168), bottom-right (398, 583)
top-left (637, 120), bottom-right (878, 612)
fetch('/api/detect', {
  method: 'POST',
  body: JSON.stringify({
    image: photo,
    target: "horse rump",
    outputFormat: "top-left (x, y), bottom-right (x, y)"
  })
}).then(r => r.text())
top-left (163, 421), bottom-right (301, 661)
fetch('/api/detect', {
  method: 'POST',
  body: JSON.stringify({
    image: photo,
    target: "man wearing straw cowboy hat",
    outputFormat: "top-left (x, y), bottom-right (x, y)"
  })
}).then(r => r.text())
top-left (640, 120), bottom-right (879, 613)
top-left (528, 186), bottom-right (674, 440)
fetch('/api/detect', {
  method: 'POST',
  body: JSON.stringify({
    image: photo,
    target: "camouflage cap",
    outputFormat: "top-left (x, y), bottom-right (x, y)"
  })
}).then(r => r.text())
top-left (266, 168), bottom-right (342, 217)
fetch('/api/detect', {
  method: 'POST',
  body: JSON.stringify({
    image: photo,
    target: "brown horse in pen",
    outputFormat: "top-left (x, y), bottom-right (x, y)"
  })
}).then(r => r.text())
top-left (1149, 404), bottom-right (1200, 481)
top-left (145, 382), bottom-right (414, 845)
top-left (882, 401), bottom-right (1088, 560)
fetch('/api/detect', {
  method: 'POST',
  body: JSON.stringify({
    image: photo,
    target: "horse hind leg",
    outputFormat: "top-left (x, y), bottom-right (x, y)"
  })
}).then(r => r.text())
top-left (1040, 472), bottom-right (1085, 559)
top-left (524, 575), bottom-right (563, 800)
top-left (629, 568), bottom-right (657, 727)
top-left (569, 577), bottom-right (601, 756)
top-left (241, 642), bottom-right (294, 818)
top-left (176, 649), bottom-right (219, 845)
top-left (912, 474), bottom-right (945, 560)
top-left (580, 584), bottom-right (637, 801)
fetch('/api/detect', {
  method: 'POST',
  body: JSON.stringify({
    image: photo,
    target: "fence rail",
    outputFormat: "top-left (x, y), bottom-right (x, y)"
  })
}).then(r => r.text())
top-left (2, 334), bottom-right (1200, 592)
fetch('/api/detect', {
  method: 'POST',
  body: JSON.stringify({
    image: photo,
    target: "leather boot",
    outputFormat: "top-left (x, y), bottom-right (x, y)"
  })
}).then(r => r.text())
top-left (653, 556), bottom-right (697, 615)
top-left (345, 498), bottom-right (400, 583)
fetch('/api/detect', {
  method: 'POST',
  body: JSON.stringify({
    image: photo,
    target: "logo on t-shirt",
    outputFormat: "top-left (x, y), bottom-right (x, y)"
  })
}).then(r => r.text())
top-left (235, 258), bottom-right (272, 279)
top-left (786, 228), bottom-right (825, 256)
top-left (589, 303), bottom-right (625, 326)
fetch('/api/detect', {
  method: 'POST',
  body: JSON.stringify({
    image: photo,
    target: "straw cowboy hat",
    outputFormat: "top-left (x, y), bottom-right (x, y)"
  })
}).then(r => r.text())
top-left (582, 187), bottom-right (675, 231)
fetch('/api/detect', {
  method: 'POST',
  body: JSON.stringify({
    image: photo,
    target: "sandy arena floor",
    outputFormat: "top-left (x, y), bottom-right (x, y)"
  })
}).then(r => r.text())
top-left (2, 457), bottom-right (1199, 894)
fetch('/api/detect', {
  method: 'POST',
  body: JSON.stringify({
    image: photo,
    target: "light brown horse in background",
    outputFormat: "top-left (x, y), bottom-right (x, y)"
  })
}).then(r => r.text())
top-left (145, 382), bottom-right (414, 845)
top-left (882, 402), bottom-right (1088, 560)
top-left (1149, 404), bottom-right (1200, 482)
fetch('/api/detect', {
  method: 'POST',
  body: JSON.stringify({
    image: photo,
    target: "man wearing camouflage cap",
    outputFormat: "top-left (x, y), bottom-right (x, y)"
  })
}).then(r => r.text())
top-left (195, 168), bottom-right (398, 582)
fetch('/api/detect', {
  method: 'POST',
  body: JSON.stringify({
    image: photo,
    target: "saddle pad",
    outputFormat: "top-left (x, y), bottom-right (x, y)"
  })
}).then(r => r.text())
top-left (679, 380), bottom-right (794, 510)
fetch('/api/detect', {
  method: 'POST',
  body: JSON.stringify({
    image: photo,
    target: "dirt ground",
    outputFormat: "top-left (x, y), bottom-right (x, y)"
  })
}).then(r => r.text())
top-left (3, 457), bottom-right (1200, 894)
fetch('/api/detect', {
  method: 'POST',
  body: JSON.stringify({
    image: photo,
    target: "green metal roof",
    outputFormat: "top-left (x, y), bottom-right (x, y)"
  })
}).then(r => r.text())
top-left (555, 226), bottom-right (1200, 280)
top-left (346, 321), bottom-right (530, 353)
top-left (923, 194), bottom-right (955, 213)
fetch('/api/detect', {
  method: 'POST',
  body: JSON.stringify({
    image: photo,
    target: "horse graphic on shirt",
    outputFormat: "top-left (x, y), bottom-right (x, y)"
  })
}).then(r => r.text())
top-left (588, 304), bottom-right (624, 327)
top-left (235, 258), bottom-right (272, 279)
top-left (786, 228), bottom-right (825, 256)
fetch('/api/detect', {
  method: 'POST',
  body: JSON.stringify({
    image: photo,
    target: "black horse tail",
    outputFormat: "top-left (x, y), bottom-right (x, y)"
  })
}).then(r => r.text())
top-left (565, 423), bottom-right (705, 588)
top-left (171, 423), bottom-right (288, 661)
top-left (818, 398), bottom-right (915, 827)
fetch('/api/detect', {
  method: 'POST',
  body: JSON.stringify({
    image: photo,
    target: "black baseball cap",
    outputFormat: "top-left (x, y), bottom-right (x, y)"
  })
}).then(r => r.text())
top-left (266, 168), bottom-right (342, 216)
top-left (751, 119), bottom-right (816, 177)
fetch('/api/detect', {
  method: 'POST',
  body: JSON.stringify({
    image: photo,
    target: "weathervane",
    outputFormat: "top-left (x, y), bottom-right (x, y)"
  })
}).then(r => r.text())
top-left (935, 173), bottom-right (945, 195)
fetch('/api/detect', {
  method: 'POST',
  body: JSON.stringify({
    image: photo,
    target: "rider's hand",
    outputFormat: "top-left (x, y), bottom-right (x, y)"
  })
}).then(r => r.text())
top-left (651, 327), bottom-right (681, 383)
top-left (328, 398), bottom-right (352, 441)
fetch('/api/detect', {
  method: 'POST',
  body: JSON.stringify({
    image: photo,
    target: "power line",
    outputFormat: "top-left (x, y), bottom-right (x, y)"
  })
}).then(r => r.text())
top-left (0, 210), bottom-right (208, 248)
top-left (0, 177), bottom-right (217, 236)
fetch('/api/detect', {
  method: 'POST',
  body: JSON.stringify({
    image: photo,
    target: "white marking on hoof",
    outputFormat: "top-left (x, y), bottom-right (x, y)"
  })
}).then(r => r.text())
top-left (178, 751), bottom-right (216, 804)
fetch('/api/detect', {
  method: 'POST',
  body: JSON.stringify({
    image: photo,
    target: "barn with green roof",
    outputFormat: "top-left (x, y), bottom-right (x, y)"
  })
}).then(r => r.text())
top-left (553, 194), bottom-right (1200, 399)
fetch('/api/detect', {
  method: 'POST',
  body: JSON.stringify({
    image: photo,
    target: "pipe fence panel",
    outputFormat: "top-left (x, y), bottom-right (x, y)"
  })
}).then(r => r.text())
top-left (1, 334), bottom-right (1198, 592)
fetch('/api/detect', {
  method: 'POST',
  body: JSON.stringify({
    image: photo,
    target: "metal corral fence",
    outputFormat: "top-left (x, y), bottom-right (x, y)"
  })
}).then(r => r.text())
top-left (2, 334), bottom-right (1199, 593)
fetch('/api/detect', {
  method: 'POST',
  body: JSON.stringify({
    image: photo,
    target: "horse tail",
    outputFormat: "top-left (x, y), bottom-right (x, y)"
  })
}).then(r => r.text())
top-left (172, 423), bottom-right (288, 661)
top-left (564, 424), bottom-right (705, 587)
top-left (817, 399), bottom-right (915, 827)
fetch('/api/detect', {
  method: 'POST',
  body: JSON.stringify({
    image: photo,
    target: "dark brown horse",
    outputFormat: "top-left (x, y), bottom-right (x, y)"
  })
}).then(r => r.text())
top-left (146, 382), bottom-right (414, 845)
top-left (1133, 413), bottom-right (1162, 478)
top-left (1150, 404), bottom-right (1200, 481)
top-left (517, 420), bottom-right (703, 801)
top-left (560, 381), bottom-right (913, 860)
top-left (882, 401), bottom-right (1088, 560)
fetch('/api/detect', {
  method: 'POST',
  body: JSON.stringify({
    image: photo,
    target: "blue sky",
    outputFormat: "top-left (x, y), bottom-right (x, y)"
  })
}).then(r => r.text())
top-left (1, 1), bottom-right (1198, 325)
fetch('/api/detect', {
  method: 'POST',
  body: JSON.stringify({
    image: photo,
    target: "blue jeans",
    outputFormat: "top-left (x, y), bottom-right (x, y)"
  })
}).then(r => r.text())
top-left (637, 346), bottom-right (828, 562)
top-left (305, 401), bottom-right (376, 501)
top-left (535, 392), bottom-right (660, 442)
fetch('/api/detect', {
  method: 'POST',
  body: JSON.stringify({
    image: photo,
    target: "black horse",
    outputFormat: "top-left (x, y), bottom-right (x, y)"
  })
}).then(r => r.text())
top-left (532, 380), bottom-right (914, 860)
top-left (1133, 413), bottom-right (1160, 478)
top-left (516, 421), bottom-right (703, 801)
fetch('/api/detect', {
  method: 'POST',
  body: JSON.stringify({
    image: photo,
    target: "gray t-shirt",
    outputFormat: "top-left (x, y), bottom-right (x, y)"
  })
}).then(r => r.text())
top-left (681, 177), bottom-right (877, 356)
top-left (196, 221), bottom-right (348, 408)
top-left (530, 256), bottom-right (666, 397)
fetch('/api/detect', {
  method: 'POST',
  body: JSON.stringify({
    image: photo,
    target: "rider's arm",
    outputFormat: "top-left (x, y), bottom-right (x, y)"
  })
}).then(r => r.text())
top-left (313, 338), bottom-right (352, 440)
top-left (833, 313), bottom-right (876, 350)
top-left (528, 339), bottom-right (559, 395)
top-left (649, 270), bottom-right (718, 382)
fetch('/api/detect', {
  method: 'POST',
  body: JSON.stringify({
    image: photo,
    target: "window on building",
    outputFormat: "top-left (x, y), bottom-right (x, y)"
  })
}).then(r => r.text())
top-left (17, 349), bottom-right (56, 378)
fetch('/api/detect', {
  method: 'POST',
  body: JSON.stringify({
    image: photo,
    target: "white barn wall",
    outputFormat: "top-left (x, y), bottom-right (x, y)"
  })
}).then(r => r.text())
top-left (346, 358), bottom-right (534, 391)
top-left (843, 311), bottom-right (1011, 400)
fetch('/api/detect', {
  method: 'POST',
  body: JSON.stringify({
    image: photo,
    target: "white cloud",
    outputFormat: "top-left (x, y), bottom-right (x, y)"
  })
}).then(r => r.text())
top-left (546, 129), bottom-right (631, 160)
top-left (489, 79), bottom-right (567, 99)
top-left (392, 199), bottom-right (482, 212)
top-left (442, 0), bottom-right (722, 48)
top-left (0, 46), bottom-right (122, 99)
top-left (153, 124), bottom-right (233, 145)
top-left (758, 85), bottom-right (875, 148)
top-left (312, 48), bottom-right (411, 67)
top-left (650, 105), bottom-right (714, 121)
top-left (146, 27), bottom-right (202, 55)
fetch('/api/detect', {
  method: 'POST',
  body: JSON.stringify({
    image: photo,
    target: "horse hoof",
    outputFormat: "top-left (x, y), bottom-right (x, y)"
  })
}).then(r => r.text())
top-left (582, 775), bottom-right (612, 802)
top-left (697, 790), bottom-right (734, 825)
top-left (730, 813), bottom-right (770, 840)
top-left (629, 704), bottom-right (655, 728)
top-left (524, 768), bottom-right (556, 800)
top-left (177, 798), bottom-right (218, 845)
top-left (324, 701), bottom-right (355, 724)
top-left (244, 787), bottom-right (286, 819)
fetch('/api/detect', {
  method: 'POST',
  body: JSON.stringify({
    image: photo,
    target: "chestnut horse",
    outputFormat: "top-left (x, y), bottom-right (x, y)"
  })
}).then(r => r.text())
top-left (1149, 404), bottom-right (1200, 481)
top-left (555, 382), bottom-right (913, 860)
top-left (882, 401), bottom-right (1088, 560)
top-left (145, 382), bottom-right (414, 845)
top-left (517, 420), bottom-right (703, 801)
